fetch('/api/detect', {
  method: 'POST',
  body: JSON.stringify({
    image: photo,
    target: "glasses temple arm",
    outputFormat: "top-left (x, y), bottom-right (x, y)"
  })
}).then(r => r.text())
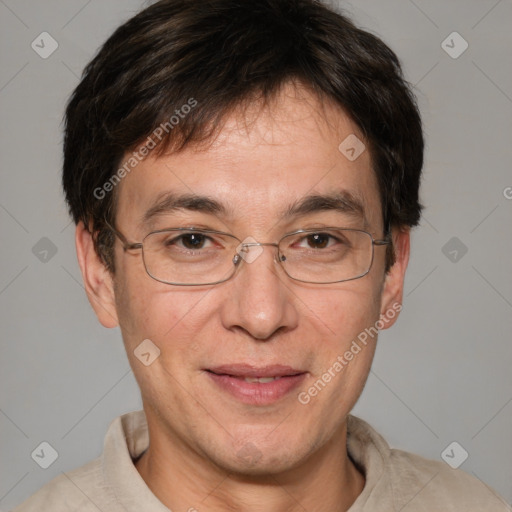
top-left (104, 219), bottom-right (142, 251)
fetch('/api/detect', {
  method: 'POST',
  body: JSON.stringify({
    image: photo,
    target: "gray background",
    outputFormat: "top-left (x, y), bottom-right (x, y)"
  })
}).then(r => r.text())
top-left (1, 0), bottom-right (511, 509)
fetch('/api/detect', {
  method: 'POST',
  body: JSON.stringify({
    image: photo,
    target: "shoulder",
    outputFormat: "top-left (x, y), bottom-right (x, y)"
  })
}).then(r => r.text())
top-left (346, 415), bottom-right (510, 511)
top-left (11, 457), bottom-right (120, 512)
top-left (386, 448), bottom-right (511, 511)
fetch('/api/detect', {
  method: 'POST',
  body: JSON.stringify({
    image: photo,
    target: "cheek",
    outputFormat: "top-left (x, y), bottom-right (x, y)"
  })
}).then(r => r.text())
top-left (309, 283), bottom-right (382, 340)
top-left (304, 285), bottom-right (382, 381)
top-left (300, 288), bottom-right (381, 416)
top-left (114, 268), bottom-right (224, 369)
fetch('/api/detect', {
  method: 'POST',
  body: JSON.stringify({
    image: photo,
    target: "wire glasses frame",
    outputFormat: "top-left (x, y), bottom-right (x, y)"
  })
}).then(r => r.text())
top-left (105, 221), bottom-right (391, 286)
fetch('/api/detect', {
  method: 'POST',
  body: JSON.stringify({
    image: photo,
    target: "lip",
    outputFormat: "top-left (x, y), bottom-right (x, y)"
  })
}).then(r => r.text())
top-left (205, 364), bottom-right (307, 405)
top-left (207, 364), bottom-right (304, 378)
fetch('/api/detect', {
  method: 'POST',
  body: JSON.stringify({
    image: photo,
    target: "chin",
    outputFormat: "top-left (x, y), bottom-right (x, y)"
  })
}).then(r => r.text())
top-left (203, 432), bottom-right (313, 477)
top-left (216, 450), bottom-right (302, 478)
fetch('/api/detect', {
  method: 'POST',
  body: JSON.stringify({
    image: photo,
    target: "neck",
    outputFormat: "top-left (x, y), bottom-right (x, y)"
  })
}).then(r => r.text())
top-left (135, 418), bottom-right (365, 512)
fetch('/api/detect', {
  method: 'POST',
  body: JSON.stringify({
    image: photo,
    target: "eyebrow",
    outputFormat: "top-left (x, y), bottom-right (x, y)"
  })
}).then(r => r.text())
top-left (140, 190), bottom-right (366, 227)
top-left (282, 192), bottom-right (366, 223)
top-left (141, 192), bottom-right (229, 226)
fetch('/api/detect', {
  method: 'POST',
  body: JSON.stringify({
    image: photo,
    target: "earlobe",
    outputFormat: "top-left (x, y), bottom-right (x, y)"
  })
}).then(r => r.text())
top-left (75, 222), bottom-right (119, 328)
top-left (379, 227), bottom-right (410, 329)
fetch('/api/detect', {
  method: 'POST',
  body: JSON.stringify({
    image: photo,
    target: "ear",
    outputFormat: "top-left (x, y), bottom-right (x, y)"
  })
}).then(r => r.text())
top-left (379, 227), bottom-right (410, 329)
top-left (75, 222), bottom-right (119, 328)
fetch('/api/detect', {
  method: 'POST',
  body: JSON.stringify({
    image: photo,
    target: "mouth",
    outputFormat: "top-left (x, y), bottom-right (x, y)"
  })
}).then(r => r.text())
top-left (239, 376), bottom-right (283, 383)
top-left (204, 364), bottom-right (307, 405)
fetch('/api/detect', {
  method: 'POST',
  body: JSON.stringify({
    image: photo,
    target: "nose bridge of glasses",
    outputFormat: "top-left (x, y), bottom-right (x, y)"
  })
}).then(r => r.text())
top-left (242, 241), bottom-right (279, 249)
top-left (233, 239), bottom-right (283, 267)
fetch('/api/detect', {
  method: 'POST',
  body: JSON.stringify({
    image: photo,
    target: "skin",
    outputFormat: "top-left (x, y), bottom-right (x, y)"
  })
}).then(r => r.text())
top-left (76, 82), bottom-right (410, 512)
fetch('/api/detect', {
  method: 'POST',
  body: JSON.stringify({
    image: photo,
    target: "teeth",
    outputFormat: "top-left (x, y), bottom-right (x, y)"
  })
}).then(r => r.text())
top-left (244, 376), bottom-right (281, 383)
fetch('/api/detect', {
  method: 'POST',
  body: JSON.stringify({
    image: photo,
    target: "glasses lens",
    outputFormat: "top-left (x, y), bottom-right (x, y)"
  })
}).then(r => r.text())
top-left (139, 228), bottom-right (374, 285)
top-left (279, 229), bottom-right (373, 283)
top-left (142, 229), bottom-right (238, 285)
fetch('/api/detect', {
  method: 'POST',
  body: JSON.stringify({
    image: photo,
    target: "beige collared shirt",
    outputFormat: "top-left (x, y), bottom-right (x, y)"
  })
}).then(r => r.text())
top-left (13, 410), bottom-right (511, 511)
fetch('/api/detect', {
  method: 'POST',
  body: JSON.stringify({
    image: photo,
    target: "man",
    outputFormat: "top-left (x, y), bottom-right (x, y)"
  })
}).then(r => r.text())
top-left (14, 0), bottom-right (510, 510)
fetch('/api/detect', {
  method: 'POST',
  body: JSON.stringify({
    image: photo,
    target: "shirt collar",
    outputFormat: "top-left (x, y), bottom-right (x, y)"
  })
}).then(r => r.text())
top-left (102, 409), bottom-right (390, 511)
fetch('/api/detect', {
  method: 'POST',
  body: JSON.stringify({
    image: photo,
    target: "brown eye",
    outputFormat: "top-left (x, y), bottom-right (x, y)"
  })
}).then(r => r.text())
top-left (178, 233), bottom-right (208, 249)
top-left (305, 233), bottom-right (331, 249)
top-left (161, 232), bottom-right (213, 251)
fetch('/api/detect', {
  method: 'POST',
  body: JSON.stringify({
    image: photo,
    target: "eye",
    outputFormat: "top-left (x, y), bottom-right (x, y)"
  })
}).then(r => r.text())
top-left (176, 233), bottom-right (210, 250)
top-left (304, 233), bottom-right (331, 249)
top-left (296, 232), bottom-right (342, 250)
top-left (162, 232), bottom-right (215, 251)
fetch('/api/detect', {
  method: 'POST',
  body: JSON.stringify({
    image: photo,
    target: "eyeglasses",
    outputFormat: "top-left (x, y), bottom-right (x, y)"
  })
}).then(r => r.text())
top-left (106, 222), bottom-right (391, 286)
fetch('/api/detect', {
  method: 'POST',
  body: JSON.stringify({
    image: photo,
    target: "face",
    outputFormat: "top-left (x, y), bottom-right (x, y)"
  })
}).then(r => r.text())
top-left (78, 83), bottom-right (409, 477)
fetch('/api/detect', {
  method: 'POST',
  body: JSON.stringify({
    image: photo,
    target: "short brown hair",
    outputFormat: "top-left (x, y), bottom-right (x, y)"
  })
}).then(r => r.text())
top-left (63, 0), bottom-right (424, 271)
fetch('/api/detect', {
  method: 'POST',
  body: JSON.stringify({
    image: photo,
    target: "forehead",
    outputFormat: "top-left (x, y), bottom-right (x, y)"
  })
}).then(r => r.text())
top-left (115, 84), bottom-right (382, 234)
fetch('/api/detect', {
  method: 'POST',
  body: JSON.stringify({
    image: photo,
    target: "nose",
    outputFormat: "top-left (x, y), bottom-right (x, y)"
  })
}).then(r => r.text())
top-left (220, 243), bottom-right (299, 341)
